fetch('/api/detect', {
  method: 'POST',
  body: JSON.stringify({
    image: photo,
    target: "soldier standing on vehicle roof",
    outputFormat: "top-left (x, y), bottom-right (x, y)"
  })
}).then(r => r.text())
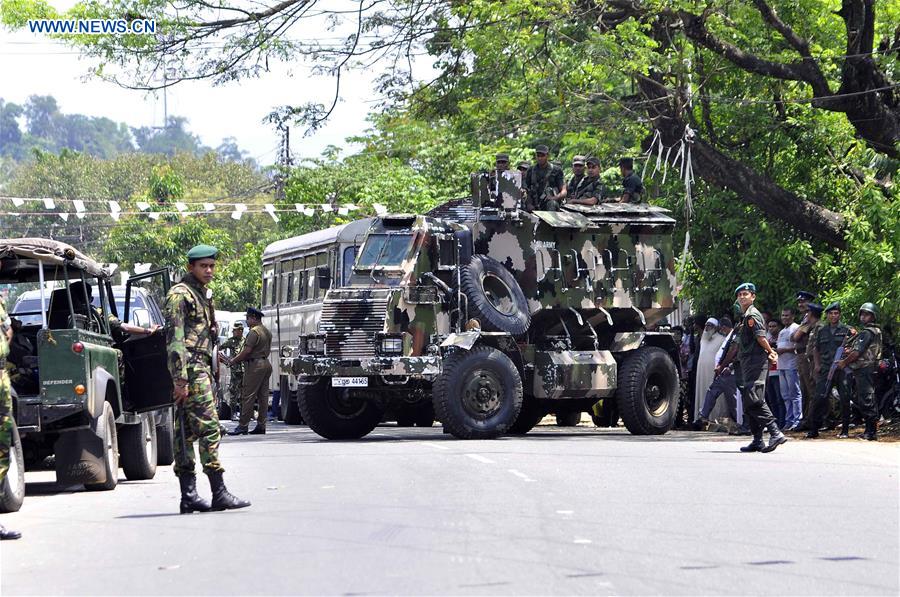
top-left (618, 157), bottom-right (645, 203)
top-left (227, 307), bottom-right (272, 436)
top-left (517, 161), bottom-right (529, 174)
top-left (524, 144), bottom-right (566, 211)
top-left (835, 303), bottom-right (882, 441)
top-left (567, 156), bottom-right (604, 206)
top-left (165, 244), bottom-right (250, 513)
top-left (716, 282), bottom-right (787, 453)
top-left (806, 302), bottom-right (850, 438)
top-left (0, 297), bottom-right (21, 540)
top-left (220, 322), bottom-right (245, 417)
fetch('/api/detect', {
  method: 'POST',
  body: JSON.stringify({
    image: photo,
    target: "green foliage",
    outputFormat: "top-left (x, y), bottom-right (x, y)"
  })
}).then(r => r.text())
top-left (148, 164), bottom-right (183, 202)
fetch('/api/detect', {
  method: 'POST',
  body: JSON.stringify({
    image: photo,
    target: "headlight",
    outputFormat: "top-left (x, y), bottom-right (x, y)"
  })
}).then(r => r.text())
top-left (307, 336), bottom-right (325, 354)
top-left (280, 345), bottom-right (294, 358)
top-left (380, 336), bottom-right (403, 354)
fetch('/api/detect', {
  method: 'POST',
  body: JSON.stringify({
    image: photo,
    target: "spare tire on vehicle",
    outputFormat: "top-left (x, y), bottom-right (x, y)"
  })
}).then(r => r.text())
top-left (460, 255), bottom-right (530, 336)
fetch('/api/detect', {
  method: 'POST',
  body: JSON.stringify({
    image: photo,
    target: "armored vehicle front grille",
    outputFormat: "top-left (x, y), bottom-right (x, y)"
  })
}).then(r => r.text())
top-left (320, 297), bottom-right (389, 359)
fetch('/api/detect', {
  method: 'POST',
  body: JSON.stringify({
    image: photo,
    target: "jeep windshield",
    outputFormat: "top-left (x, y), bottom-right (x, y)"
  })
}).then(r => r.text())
top-left (355, 234), bottom-right (414, 269)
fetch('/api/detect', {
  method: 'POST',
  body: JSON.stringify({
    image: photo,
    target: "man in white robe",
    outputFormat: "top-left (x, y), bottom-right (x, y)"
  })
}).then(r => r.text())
top-left (694, 318), bottom-right (724, 420)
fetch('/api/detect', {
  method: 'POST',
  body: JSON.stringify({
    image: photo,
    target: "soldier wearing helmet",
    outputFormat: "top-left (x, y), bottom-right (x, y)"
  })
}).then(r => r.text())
top-left (834, 303), bottom-right (883, 440)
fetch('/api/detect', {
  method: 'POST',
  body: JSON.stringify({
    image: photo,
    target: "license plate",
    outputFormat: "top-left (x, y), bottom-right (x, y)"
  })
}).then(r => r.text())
top-left (332, 377), bottom-right (369, 388)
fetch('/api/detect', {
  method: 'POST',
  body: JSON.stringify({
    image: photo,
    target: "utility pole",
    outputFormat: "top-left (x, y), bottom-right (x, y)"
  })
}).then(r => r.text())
top-left (274, 121), bottom-right (293, 200)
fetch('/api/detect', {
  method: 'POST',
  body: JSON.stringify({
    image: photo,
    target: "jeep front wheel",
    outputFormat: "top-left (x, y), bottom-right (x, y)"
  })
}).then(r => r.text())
top-left (616, 347), bottom-right (679, 435)
top-left (434, 346), bottom-right (523, 439)
top-left (297, 379), bottom-right (383, 440)
top-left (120, 412), bottom-right (158, 481)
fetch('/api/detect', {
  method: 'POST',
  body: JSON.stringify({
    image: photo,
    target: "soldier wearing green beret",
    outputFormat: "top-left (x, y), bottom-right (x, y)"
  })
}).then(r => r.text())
top-left (834, 303), bottom-right (882, 440)
top-left (165, 244), bottom-right (250, 513)
top-left (716, 282), bottom-right (787, 452)
top-left (806, 302), bottom-right (851, 438)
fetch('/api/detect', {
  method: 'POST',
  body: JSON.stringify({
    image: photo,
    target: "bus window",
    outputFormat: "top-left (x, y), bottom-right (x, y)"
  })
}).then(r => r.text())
top-left (305, 255), bottom-right (316, 299)
top-left (316, 252), bottom-right (328, 298)
top-left (262, 265), bottom-right (276, 306)
top-left (342, 246), bottom-right (356, 286)
top-left (282, 261), bottom-right (294, 303)
top-left (292, 258), bottom-right (303, 301)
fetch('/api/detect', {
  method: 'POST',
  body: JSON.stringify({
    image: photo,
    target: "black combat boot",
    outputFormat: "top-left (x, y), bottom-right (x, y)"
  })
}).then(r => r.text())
top-left (207, 470), bottom-right (251, 511)
top-left (740, 436), bottom-right (765, 452)
top-left (228, 425), bottom-right (249, 436)
top-left (761, 423), bottom-right (788, 453)
top-left (0, 524), bottom-right (21, 540)
top-left (178, 473), bottom-right (211, 514)
top-left (859, 420), bottom-right (878, 441)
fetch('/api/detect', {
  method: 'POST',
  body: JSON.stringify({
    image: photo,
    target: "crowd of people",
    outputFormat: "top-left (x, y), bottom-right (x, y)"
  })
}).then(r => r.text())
top-left (674, 288), bottom-right (888, 443)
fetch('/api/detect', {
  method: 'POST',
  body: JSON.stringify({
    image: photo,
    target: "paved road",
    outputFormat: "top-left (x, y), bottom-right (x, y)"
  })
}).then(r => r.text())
top-left (1, 424), bottom-right (898, 595)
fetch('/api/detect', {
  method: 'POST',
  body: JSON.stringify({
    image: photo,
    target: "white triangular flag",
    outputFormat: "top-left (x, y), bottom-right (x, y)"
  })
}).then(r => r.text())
top-left (148, 212), bottom-right (161, 220)
top-left (73, 199), bottom-right (86, 219)
top-left (109, 200), bottom-right (121, 214)
top-left (303, 207), bottom-right (315, 217)
top-left (137, 202), bottom-right (151, 211)
top-left (175, 202), bottom-right (188, 212)
top-left (43, 198), bottom-right (55, 209)
top-left (295, 204), bottom-right (305, 213)
top-left (264, 204), bottom-right (280, 222)
top-left (11, 197), bottom-right (24, 207)
top-left (203, 203), bottom-right (215, 212)
top-left (338, 207), bottom-right (349, 216)
top-left (373, 203), bottom-right (387, 216)
top-left (320, 204), bottom-right (333, 213)
top-left (59, 213), bottom-right (69, 222)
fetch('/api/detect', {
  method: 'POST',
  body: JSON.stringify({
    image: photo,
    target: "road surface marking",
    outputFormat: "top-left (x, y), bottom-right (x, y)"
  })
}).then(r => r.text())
top-left (422, 442), bottom-right (450, 451)
top-left (320, 485), bottom-right (336, 489)
top-left (556, 510), bottom-right (574, 515)
top-left (465, 453), bottom-right (495, 464)
top-left (508, 469), bottom-right (536, 482)
top-left (573, 538), bottom-right (592, 544)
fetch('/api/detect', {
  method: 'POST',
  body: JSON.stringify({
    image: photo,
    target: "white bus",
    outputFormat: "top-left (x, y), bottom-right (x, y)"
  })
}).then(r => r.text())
top-left (261, 218), bottom-right (374, 423)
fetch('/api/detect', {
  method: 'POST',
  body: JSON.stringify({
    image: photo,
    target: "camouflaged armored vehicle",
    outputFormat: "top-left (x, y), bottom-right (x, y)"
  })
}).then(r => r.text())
top-left (287, 173), bottom-right (681, 440)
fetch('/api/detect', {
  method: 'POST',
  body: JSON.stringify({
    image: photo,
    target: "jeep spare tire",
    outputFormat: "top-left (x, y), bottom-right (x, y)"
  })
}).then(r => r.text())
top-left (461, 255), bottom-right (530, 336)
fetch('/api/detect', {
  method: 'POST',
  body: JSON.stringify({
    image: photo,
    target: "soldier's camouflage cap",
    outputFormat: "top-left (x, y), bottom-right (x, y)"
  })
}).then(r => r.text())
top-left (534, 144), bottom-right (549, 154)
top-left (187, 244), bottom-right (218, 262)
top-left (572, 155), bottom-right (585, 165)
top-left (517, 161), bottom-right (530, 170)
top-left (824, 301), bottom-right (841, 313)
top-left (807, 303), bottom-right (824, 316)
top-left (586, 156), bottom-right (601, 166)
top-left (246, 306), bottom-right (264, 319)
top-left (796, 290), bottom-right (816, 301)
top-left (734, 282), bottom-right (756, 295)
top-left (495, 153), bottom-right (509, 161)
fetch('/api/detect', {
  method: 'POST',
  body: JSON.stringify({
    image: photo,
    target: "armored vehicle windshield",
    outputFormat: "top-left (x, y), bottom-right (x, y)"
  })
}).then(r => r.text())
top-left (356, 233), bottom-right (415, 269)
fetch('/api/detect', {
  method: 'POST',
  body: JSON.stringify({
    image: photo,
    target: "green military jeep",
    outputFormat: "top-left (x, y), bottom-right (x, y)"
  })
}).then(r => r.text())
top-left (0, 238), bottom-right (172, 501)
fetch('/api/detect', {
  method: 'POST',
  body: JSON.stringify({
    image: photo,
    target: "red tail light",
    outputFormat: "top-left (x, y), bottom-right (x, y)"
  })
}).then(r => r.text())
top-left (72, 342), bottom-right (84, 353)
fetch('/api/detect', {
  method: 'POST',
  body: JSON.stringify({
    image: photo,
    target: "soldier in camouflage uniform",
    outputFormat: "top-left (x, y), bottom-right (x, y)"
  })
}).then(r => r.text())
top-left (806, 302), bottom-right (851, 438)
top-left (220, 322), bottom-right (245, 416)
top-left (835, 303), bottom-right (883, 440)
top-left (165, 244), bottom-right (250, 513)
top-left (566, 156), bottom-right (604, 206)
top-left (524, 144), bottom-right (566, 211)
top-left (0, 297), bottom-right (21, 539)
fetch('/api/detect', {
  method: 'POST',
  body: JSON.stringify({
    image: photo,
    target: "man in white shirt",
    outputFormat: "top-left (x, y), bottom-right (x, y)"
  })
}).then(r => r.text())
top-left (694, 318), bottom-right (725, 420)
top-left (775, 307), bottom-right (802, 430)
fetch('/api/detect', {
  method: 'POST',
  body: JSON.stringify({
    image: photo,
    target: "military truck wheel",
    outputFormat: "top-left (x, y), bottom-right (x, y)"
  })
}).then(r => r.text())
top-left (298, 379), bottom-right (383, 440)
top-left (616, 347), bottom-right (679, 435)
top-left (434, 346), bottom-right (523, 439)
top-left (84, 402), bottom-right (119, 491)
top-left (0, 419), bottom-right (25, 513)
top-left (461, 255), bottom-right (531, 336)
top-left (156, 408), bottom-right (175, 466)
top-left (555, 411), bottom-right (582, 427)
top-left (507, 398), bottom-right (545, 435)
top-left (120, 413), bottom-right (158, 481)
top-left (283, 390), bottom-right (303, 425)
